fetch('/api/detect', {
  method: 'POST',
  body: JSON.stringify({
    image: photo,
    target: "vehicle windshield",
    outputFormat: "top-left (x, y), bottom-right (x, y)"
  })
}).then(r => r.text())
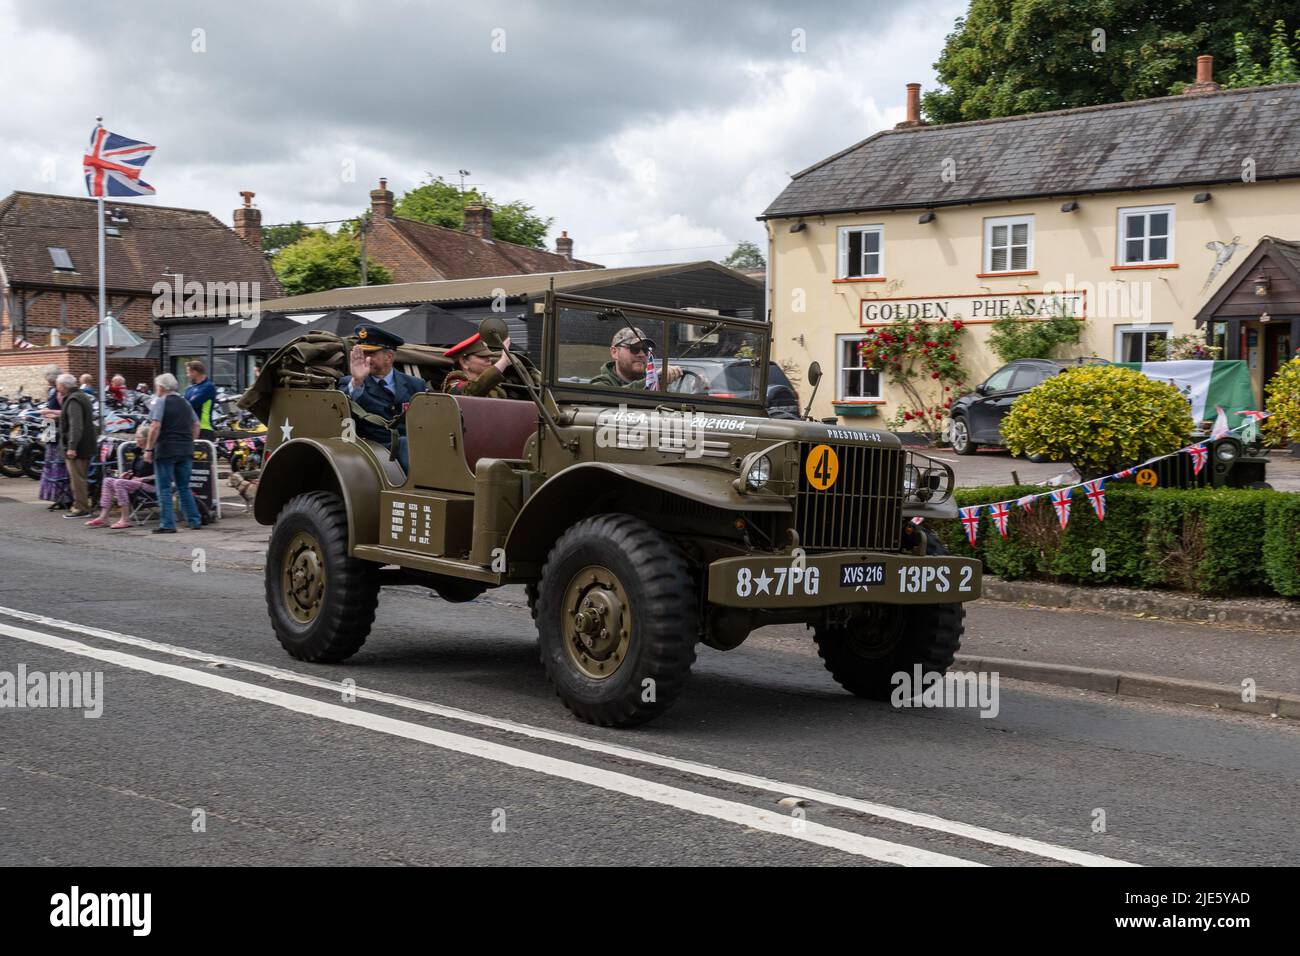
top-left (549, 296), bottom-right (769, 409)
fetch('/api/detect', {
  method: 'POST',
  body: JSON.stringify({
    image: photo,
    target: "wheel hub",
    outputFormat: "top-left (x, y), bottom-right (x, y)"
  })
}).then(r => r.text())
top-left (282, 530), bottom-right (326, 624)
top-left (562, 566), bottom-right (630, 679)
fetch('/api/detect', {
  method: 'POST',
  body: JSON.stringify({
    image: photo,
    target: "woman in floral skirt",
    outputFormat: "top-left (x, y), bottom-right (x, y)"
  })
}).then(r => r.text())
top-left (36, 365), bottom-right (72, 511)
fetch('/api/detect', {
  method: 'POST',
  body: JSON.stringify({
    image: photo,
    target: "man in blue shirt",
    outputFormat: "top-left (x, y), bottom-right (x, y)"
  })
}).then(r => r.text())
top-left (184, 360), bottom-right (218, 442)
top-left (337, 323), bottom-right (426, 470)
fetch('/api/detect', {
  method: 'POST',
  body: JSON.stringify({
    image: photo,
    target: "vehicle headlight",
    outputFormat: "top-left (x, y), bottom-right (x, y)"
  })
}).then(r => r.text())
top-left (903, 452), bottom-right (954, 504)
top-left (1215, 440), bottom-right (1238, 462)
top-left (746, 454), bottom-right (772, 490)
top-left (902, 463), bottom-right (921, 495)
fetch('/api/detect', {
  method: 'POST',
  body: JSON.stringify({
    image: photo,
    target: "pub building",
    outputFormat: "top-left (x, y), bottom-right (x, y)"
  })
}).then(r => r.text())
top-left (761, 59), bottom-right (1300, 421)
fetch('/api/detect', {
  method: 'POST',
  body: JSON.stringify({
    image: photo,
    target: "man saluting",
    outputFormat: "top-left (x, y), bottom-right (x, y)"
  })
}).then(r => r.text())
top-left (337, 323), bottom-right (426, 469)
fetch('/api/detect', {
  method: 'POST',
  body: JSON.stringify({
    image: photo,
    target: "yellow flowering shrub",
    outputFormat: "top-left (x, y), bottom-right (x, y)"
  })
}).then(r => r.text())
top-left (1002, 365), bottom-right (1192, 478)
top-left (1263, 355), bottom-right (1300, 446)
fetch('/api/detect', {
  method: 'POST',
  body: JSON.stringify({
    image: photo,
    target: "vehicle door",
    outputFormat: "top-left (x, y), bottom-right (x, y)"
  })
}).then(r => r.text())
top-left (966, 365), bottom-right (1017, 442)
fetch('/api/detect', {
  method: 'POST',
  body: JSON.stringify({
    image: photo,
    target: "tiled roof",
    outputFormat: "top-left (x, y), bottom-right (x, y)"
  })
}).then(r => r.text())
top-left (0, 190), bottom-right (281, 295)
top-left (761, 84), bottom-right (1300, 219)
top-left (387, 216), bottom-right (601, 278)
top-left (233, 261), bottom-right (757, 314)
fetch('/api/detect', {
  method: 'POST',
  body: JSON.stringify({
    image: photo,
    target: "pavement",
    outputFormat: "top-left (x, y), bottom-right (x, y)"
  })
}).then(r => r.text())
top-left (1, 474), bottom-right (1298, 866)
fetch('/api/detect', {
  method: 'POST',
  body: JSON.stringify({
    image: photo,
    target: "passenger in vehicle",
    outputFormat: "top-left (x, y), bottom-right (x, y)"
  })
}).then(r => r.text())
top-left (589, 327), bottom-right (683, 389)
top-left (337, 323), bottom-right (426, 469)
top-left (442, 333), bottom-right (516, 398)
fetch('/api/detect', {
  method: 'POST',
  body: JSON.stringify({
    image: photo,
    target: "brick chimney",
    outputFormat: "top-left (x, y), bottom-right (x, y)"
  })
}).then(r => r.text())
top-left (233, 191), bottom-right (262, 250)
top-left (555, 230), bottom-right (574, 261)
top-left (463, 202), bottom-right (493, 240)
top-left (895, 83), bottom-right (924, 129)
top-left (1183, 55), bottom-right (1221, 94)
top-left (370, 178), bottom-right (394, 219)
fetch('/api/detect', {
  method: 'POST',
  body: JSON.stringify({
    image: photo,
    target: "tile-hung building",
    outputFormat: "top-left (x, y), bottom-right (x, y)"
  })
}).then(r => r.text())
top-left (760, 58), bottom-right (1300, 421)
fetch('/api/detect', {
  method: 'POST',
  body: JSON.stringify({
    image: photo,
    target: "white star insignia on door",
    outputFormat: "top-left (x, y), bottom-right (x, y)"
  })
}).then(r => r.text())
top-left (754, 570), bottom-right (772, 594)
top-left (280, 419), bottom-right (294, 442)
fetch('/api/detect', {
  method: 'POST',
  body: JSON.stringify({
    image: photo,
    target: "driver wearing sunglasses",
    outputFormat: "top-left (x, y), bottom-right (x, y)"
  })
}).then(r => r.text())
top-left (589, 326), bottom-right (683, 389)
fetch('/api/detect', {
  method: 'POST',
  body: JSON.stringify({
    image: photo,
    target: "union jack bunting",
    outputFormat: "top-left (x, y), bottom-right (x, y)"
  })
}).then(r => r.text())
top-left (989, 500), bottom-right (1011, 538)
top-left (83, 126), bottom-right (156, 197)
top-left (1187, 442), bottom-right (1208, 476)
top-left (644, 348), bottom-right (659, 391)
top-left (1083, 478), bottom-right (1106, 521)
top-left (1049, 488), bottom-right (1072, 530)
top-left (1114, 468), bottom-right (1133, 479)
top-left (1016, 494), bottom-right (1036, 512)
top-left (959, 505), bottom-right (982, 547)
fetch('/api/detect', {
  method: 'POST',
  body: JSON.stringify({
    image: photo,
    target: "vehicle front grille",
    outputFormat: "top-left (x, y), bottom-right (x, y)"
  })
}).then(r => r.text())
top-left (794, 442), bottom-right (904, 552)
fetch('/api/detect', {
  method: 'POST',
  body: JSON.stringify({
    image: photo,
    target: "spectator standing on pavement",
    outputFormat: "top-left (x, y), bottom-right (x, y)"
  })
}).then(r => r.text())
top-left (184, 361), bottom-right (217, 442)
top-left (37, 365), bottom-right (72, 511)
top-left (143, 373), bottom-right (202, 534)
top-left (55, 373), bottom-right (96, 517)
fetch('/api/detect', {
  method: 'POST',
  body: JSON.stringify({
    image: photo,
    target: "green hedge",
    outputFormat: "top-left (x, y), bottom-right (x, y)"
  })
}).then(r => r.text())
top-left (937, 484), bottom-right (1300, 598)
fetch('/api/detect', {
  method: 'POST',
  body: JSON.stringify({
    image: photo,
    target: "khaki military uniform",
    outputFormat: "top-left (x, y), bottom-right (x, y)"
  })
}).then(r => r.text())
top-left (443, 366), bottom-right (509, 399)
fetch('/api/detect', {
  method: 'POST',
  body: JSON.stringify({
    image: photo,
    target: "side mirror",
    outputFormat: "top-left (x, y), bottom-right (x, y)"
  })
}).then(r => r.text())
top-left (806, 361), bottom-right (823, 388)
top-left (478, 316), bottom-right (509, 349)
top-left (975, 384), bottom-right (988, 395)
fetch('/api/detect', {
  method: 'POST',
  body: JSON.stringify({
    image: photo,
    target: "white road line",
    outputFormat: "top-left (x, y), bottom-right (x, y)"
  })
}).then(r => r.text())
top-left (0, 604), bottom-right (1137, 867)
top-left (0, 621), bottom-right (979, 867)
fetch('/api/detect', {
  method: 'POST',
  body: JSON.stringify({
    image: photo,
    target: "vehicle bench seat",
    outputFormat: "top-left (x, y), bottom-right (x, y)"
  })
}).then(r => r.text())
top-left (454, 395), bottom-right (538, 472)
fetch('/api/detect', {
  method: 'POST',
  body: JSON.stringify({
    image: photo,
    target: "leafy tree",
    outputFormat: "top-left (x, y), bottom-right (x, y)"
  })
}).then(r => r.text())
top-left (393, 177), bottom-right (553, 249)
top-left (988, 314), bottom-right (1084, 362)
top-left (272, 228), bottom-right (392, 296)
top-left (923, 1), bottom-right (1300, 124)
top-left (261, 221), bottom-right (308, 257)
top-left (1225, 20), bottom-right (1300, 87)
top-left (722, 240), bottom-right (766, 270)
top-left (1002, 365), bottom-right (1192, 478)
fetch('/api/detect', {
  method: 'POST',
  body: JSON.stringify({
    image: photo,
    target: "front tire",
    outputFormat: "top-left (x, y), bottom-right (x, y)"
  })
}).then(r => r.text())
top-left (813, 532), bottom-right (965, 700)
top-left (950, 416), bottom-right (978, 455)
top-left (536, 514), bottom-right (698, 727)
top-left (265, 491), bottom-right (379, 662)
top-left (0, 442), bottom-right (23, 479)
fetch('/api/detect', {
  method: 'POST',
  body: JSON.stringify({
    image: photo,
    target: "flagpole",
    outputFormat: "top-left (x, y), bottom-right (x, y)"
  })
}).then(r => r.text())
top-left (95, 116), bottom-right (107, 433)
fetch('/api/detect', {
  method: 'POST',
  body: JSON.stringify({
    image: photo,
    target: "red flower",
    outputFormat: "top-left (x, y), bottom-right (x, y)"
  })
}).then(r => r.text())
top-left (948, 354), bottom-right (957, 361)
top-left (925, 341), bottom-right (937, 348)
top-left (952, 320), bottom-right (964, 330)
top-left (931, 372), bottom-right (940, 379)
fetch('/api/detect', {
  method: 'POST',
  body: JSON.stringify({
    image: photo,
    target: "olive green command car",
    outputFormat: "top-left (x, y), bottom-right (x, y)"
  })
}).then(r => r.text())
top-left (250, 293), bottom-right (982, 726)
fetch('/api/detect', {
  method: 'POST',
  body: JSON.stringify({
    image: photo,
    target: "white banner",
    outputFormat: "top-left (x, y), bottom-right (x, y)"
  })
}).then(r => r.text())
top-left (861, 290), bottom-right (1086, 325)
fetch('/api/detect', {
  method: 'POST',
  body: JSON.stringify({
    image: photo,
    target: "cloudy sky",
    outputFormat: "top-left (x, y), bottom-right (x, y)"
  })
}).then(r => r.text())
top-left (0, 0), bottom-right (966, 266)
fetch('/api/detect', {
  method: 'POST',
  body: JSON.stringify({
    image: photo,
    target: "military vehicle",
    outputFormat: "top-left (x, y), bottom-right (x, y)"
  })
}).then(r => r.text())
top-left (249, 293), bottom-right (982, 726)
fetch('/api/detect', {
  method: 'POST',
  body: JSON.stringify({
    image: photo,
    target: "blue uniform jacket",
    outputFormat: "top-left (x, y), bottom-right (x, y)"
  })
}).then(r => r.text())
top-left (337, 370), bottom-right (427, 445)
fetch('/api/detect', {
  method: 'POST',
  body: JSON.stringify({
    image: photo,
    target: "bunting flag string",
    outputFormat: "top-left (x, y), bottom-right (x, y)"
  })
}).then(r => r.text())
top-left (1188, 442), bottom-right (1208, 475)
top-left (1016, 494), bottom-right (1036, 512)
top-left (959, 505), bottom-right (982, 547)
top-left (1049, 488), bottom-right (1072, 529)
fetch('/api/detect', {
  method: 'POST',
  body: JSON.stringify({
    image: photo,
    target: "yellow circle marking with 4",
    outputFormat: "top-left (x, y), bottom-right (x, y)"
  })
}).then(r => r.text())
top-left (805, 444), bottom-right (840, 490)
top-left (1135, 468), bottom-right (1158, 487)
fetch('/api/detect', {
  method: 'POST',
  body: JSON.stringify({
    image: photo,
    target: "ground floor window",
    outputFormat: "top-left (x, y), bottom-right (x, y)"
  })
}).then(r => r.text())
top-left (170, 351), bottom-right (240, 388)
top-left (836, 334), bottom-right (882, 400)
top-left (1114, 324), bottom-right (1171, 362)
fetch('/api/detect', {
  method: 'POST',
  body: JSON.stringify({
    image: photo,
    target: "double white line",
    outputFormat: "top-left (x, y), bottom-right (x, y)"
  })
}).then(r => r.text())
top-left (0, 605), bottom-right (1137, 867)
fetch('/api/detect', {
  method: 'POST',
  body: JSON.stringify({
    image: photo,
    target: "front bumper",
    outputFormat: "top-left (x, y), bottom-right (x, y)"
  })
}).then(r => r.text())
top-left (707, 551), bottom-right (982, 608)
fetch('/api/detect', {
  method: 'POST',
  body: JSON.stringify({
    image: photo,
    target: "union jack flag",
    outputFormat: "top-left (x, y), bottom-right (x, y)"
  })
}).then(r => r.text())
top-left (1083, 478), bottom-right (1106, 521)
top-left (959, 505), bottom-right (982, 547)
top-left (1049, 488), bottom-right (1072, 529)
top-left (1016, 494), bottom-right (1036, 512)
top-left (1114, 468), bottom-right (1133, 479)
top-left (1187, 442), bottom-right (1208, 475)
top-left (989, 501), bottom-right (1011, 538)
top-left (83, 126), bottom-right (155, 198)
top-left (644, 347), bottom-right (659, 390)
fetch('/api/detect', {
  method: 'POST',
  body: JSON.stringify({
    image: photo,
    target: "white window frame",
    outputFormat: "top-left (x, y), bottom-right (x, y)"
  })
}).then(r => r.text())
top-left (836, 225), bottom-right (885, 279)
top-left (835, 333), bottom-right (883, 400)
top-left (1113, 323), bottom-right (1173, 362)
top-left (1117, 204), bottom-right (1175, 265)
top-left (982, 215), bottom-right (1034, 273)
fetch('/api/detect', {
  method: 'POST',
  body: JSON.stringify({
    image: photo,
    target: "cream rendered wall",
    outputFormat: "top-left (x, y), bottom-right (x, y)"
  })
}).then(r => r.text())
top-left (768, 179), bottom-right (1298, 422)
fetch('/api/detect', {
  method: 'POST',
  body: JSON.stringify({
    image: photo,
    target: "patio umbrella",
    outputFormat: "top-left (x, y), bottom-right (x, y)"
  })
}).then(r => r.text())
top-left (208, 311), bottom-right (299, 349)
top-left (249, 309), bottom-right (367, 352)
top-left (381, 303), bottom-right (478, 346)
top-left (109, 339), bottom-right (160, 361)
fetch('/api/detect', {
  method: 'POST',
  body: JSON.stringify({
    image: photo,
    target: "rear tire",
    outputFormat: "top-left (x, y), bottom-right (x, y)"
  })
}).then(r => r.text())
top-left (0, 442), bottom-right (23, 479)
top-left (21, 444), bottom-right (43, 481)
top-left (813, 531), bottom-right (965, 700)
top-left (536, 514), bottom-right (698, 727)
top-left (950, 416), bottom-right (978, 455)
top-left (265, 490), bottom-right (379, 662)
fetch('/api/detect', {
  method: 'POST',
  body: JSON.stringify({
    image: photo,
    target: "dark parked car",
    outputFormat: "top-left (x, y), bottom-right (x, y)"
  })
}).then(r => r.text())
top-left (667, 358), bottom-right (801, 418)
top-left (949, 358), bottom-right (1107, 455)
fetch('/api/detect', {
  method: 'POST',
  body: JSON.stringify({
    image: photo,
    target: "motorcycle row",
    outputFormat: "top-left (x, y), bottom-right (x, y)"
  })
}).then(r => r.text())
top-left (0, 385), bottom-right (266, 484)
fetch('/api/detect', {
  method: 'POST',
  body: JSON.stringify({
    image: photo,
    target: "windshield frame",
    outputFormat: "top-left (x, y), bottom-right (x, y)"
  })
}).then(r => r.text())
top-left (541, 291), bottom-right (771, 412)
